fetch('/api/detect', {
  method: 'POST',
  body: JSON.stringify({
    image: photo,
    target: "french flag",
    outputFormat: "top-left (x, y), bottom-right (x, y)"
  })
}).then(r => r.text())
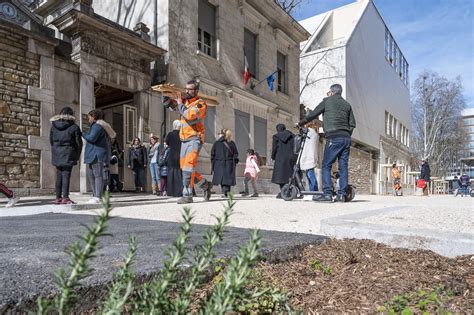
top-left (243, 51), bottom-right (251, 85)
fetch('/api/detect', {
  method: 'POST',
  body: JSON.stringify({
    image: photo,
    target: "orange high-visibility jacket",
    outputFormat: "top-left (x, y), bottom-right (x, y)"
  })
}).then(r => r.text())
top-left (178, 96), bottom-right (207, 142)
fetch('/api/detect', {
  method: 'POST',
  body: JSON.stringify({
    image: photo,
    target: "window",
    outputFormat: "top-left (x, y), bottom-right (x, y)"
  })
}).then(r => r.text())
top-left (384, 28), bottom-right (390, 61)
top-left (254, 116), bottom-right (267, 163)
top-left (204, 105), bottom-right (216, 143)
top-left (198, 0), bottom-right (216, 57)
top-left (244, 29), bottom-right (257, 78)
top-left (385, 27), bottom-right (409, 87)
top-left (277, 51), bottom-right (287, 94)
top-left (235, 110), bottom-right (250, 161)
top-left (393, 44), bottom-right (398, 69)
top-left (385, 111), bottom-right (390, 135)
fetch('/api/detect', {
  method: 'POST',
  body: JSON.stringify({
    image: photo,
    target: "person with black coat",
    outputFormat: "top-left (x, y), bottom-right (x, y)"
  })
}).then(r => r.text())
top-left (165, 120), bottom-right (183, 197)
top-left (211, 129), bottom-right (239, 197)
top-left (271, 123), bottom-right (296, 198)
top-left (128, 137), bottom-right (148, 192)
top-left (420, 159), bottom-right (431, 196)
top-left (50, 106), bottom-right (83, 204)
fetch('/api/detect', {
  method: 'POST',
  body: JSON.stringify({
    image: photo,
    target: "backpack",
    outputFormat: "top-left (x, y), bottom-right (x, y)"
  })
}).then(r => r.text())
top-left (293, 134), bottom-right (303, 155)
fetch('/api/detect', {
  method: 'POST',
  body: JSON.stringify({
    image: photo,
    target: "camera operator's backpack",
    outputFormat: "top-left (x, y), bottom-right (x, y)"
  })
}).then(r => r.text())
top-left (293, 134), bottom-right (303, 155)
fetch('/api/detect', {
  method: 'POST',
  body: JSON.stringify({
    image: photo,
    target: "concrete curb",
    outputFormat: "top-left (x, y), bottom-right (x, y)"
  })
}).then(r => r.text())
top-left (320, 206), bottom-right (474, 258)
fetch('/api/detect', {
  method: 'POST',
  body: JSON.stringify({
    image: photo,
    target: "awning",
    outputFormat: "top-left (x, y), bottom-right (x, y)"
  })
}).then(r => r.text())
top-left (151, 84), bottom-right (219, 106)
top-left (460, 157), bottom-right (474, 167)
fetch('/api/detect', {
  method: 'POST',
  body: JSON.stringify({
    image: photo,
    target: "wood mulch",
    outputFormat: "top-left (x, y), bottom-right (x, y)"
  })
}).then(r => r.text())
top-left (257, 239), bottom-right (473, 313)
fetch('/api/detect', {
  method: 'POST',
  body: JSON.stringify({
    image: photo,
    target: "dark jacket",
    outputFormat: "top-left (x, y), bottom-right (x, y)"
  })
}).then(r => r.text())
top-left (165, 130), bottom-right (181, 169)
top-left (459, 175), bottom-right (470, 186)
top-left (49, 114), bottom-right (83, 167)
top-left (211, 138), bottom-right (239, 186)
top-left (420, 162), bottom-right (431, 182)
top-left (299, 94), bottom-right (356, 138)
top-left (271, 130), bottom-right (296, 185)
top-left (83, 122), bottom-right (110, 164)
top-left (128, 145), bottom-right (148, 169)
top-left (158, 147), bottom-right (170, 177)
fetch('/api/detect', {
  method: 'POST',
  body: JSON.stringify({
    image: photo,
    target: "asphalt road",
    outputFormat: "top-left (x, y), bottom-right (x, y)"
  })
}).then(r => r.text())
top-left (0, 212), bottom-right (325, 311)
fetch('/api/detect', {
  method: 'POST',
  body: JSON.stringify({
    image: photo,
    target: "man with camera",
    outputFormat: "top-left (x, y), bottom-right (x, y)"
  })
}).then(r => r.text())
top-left (162, 79), bottom-right (213, 204)
top-left (297, 84), bottom-right (356, 202)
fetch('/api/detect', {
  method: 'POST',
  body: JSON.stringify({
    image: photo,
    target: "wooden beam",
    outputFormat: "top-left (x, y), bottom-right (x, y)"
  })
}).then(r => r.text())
top-left (151, 84), bottom-right (219, 106)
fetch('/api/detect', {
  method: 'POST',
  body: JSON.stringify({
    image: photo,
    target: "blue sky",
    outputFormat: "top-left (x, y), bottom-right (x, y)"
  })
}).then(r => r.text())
top-left (293, 0), bottom-right (474, 107)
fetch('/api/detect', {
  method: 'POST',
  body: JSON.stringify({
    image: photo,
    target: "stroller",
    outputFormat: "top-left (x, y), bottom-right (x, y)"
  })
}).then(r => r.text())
top-left (281, 127), bottom-right (356, 202)
top-left (393, 178), bottom-right (403, 196)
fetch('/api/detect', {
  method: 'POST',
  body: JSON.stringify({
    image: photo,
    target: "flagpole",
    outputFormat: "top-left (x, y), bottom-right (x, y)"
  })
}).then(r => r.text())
top-left (251, 69), bottom-right (279, 90)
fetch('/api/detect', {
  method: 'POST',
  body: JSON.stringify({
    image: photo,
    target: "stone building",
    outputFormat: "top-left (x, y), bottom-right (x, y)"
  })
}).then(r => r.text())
top-left (299, 0), bottom-right (412, 194)
top-left (0, 0), bottom-right (309, 194)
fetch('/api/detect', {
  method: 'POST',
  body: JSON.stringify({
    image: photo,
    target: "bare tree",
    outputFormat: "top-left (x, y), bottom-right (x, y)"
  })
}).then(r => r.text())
top-left (411, 71), bottom-right (466, 176)
top-left (275, 0), bottom-right (304, 15)
top-left (299, 49), bottom-right (344, 98)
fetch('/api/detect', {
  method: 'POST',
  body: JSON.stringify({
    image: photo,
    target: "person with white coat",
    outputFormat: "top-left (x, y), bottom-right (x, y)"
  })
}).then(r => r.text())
top-left (299, 126), bottom-right (319, 191)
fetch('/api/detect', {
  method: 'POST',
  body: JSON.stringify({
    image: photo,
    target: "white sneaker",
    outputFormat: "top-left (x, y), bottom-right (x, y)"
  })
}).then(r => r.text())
top-left (86, 197), bottom-right (102, 204)
top-left (5, 195), bottom-right (19, 208)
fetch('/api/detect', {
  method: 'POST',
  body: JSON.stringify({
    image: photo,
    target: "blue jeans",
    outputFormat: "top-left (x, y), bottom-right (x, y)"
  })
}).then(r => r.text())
top-left (322, 137), bottom-right (351, 197)
top-left (150, 163), bottom-right (160, 186)
top-left (306, 168), bottom-right (318, 191)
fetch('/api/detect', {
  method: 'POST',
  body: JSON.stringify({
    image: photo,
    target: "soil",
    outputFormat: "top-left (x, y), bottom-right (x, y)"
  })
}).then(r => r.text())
top-left (256, 239), bottom-right (473, 313)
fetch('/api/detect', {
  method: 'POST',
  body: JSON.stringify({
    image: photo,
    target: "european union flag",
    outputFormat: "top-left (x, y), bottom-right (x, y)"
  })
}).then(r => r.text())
top-left (266, 73), bottom-right (276, 91)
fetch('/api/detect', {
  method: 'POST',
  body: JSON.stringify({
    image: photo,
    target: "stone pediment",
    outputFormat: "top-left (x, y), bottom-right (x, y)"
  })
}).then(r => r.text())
top-left (50, 7), bottom-right (166, 72)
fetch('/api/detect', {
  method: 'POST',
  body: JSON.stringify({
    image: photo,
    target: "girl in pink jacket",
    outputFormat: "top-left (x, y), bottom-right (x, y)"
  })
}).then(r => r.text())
top-left (241, 149), bottom-right (260, 197)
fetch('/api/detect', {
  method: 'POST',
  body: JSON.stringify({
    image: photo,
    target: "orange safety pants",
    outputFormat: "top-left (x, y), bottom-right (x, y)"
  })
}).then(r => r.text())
top-left (180, 139), bottom-right (203, 196)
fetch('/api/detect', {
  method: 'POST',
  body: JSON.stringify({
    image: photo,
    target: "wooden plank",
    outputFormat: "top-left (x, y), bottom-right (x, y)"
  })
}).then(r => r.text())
top-left (151, 83), bottom-right (219, 105)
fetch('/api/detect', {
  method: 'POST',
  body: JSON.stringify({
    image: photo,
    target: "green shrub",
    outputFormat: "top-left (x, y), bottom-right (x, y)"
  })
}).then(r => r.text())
top-left (36, 193), bottom-right (293, 314)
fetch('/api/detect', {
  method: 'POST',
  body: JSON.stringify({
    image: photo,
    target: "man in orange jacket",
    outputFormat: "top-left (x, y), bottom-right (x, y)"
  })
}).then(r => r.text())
top-left (162, 79), bottom-right (212, 204)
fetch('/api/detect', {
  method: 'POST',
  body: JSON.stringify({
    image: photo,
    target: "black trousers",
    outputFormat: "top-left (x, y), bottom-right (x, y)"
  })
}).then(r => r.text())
top-left (56, 166), bottom-right (73, 198)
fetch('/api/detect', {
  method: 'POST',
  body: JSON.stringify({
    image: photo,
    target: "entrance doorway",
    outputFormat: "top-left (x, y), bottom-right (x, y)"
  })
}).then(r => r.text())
top-left (95, 83), bottom-right (138, 191)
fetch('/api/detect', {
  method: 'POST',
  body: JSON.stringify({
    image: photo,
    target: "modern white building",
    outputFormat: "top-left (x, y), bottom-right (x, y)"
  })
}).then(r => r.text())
top-left (299, 0), bottom-right (412, 194)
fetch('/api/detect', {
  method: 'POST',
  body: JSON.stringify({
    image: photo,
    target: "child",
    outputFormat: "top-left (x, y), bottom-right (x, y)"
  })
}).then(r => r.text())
top-left (241, 149), bottom-right (260, 197)
top-left (158, 143), bottom-right (170, 196)
top-left (1, 183), bottom-right (19, 208)
top-left (109, 150), bottom-right (121, 192)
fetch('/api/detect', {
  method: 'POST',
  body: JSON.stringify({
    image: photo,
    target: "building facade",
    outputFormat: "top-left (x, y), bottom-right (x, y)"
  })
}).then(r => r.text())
top-left (449, 108), bottom-right (474, 178)
top-left (299, 0), bottom-right (412, 194)
top-left (0, 0), bottom-right (309, 194)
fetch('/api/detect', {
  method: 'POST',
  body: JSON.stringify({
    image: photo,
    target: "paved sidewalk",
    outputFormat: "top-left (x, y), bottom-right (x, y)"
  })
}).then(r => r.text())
top-left (1, 193), bottom-right (472, 257)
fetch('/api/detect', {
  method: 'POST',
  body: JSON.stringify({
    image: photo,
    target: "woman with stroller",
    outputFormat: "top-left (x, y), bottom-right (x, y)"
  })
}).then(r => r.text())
top-left (128, 137), bottom-right (148, 192)
top-left (391, 163), bottom-right (402, 196)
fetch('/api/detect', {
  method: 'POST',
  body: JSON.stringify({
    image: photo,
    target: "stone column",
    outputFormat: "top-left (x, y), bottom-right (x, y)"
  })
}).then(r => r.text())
top-left (79, 73), bottom-right (94, 193)
top-left (27, 39), bottom-right (56, 190)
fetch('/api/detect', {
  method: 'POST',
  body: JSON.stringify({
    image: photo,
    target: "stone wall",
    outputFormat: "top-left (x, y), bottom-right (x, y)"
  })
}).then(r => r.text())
top-left (0, 24), bottom-right (41, 190)
top-left (348, 146), bottom-right (373, 194)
